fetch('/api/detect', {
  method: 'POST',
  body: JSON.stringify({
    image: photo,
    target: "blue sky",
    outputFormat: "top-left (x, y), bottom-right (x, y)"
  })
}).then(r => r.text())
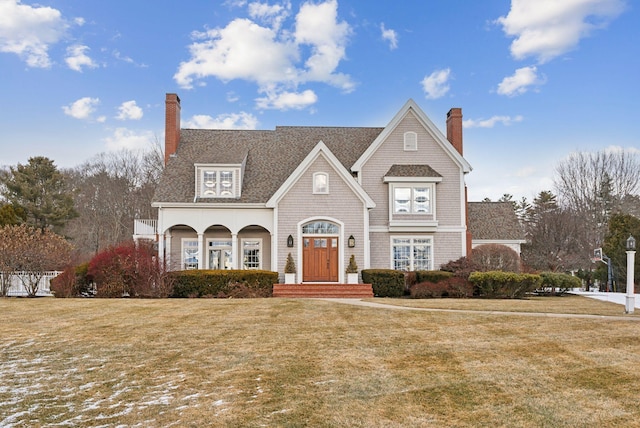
top-left (0, 0), bottom-right (638, 202)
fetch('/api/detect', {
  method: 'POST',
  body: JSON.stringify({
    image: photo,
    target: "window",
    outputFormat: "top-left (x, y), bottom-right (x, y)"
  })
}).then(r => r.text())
top-left (313, 172), bottom-right (329, 194)
top-left (208, 240), bottom-right (232, 270)
top-left (302, 221), bottom-right (340, 235)
top-left (392, 237), bottom-right (432, 271)
top-left (242, 239), bottom-right (261, 269)
top-left (182, 239), bottom-right (199, 270)
top-left (394, 186), bottom-right (431, 214)
top-left (404, 132), bottom-right (417, 151)
top-left (200, 168), bottom-right (236, 197)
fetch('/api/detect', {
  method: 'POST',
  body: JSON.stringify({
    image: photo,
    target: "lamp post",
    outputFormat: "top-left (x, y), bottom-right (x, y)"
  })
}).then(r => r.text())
top-left (625, 235), bottom-right (636, 314)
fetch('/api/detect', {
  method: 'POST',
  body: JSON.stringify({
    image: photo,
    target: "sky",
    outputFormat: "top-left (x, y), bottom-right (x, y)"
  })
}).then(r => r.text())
top-left (0, 0), bottom-right (638, 202)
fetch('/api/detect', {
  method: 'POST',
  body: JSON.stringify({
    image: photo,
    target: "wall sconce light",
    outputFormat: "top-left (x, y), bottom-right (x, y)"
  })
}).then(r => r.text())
top-left (287, 234), bottom-right (294, 248)
top-left (348, 235), bottom-right (355, 248)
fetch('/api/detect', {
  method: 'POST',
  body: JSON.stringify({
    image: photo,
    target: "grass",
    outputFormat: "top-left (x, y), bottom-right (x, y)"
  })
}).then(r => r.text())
top-left (1, 296), bottom-right (640, 427)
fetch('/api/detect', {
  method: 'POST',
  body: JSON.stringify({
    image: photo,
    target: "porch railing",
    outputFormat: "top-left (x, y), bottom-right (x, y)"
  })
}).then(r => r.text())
top-left (134, 219), bottom-right (157, 236)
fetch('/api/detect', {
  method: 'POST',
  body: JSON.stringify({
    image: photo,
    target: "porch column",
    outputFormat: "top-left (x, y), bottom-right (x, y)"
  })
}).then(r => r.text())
top-left (231, 233), bottom-right (238, 269)
top-left (197, 232), bottom-right (205, 269)
top-left (158, 232), bottom-right (165, 267)
top-left (165, 233), bottom-right (172, 270)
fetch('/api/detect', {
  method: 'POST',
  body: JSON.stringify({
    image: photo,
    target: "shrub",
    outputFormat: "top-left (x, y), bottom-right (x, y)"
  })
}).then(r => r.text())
top-left (285, 253), bottom-right (296, 273)
top-left (346, 255), bottom-right (358, 273)
top-left (415, 270), bottom-right (453, 283)
top-left (88, 240), bottom-right (171, 298)
top-left (470, 244), bottom-right (521, 273)
top-left (468, 271), bottom-right (542, 298)
top-left (50, 262), bottom-right (93, 298)
top-left (409, 276), bottom-right (474, 299)
top-left (538, 272), bottom-right (582, 295)
top-left (440, 256), bottom-right (481, 279)
top-left (361, 269), bottom-right (405, 297)
top-left (170, 270), bottom-right (277, 298)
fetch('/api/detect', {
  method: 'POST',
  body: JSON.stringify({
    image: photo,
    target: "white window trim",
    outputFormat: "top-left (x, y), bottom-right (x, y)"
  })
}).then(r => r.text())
top-left (313, 172), bottom-right (329, 194)
top-left (404, 131), bottom-right (417, 151)
top-left (390, 236), bottom-right (434, 271)
top-left (181, 238), bottom-right (199, 270)
top-left (195, 164), bottom-right (240, 199)
top-left (206, 239), bottom-right (233, 270)
top-left (389, 183), bottom-right (436, 215)
top-left (241, 238), bottom-right (263, 270)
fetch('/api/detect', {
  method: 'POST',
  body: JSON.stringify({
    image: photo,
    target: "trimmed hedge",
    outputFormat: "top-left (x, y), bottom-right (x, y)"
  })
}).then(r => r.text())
top-left (415, 270), bottom-right (453, 283)
top-left (468, 271), bottom-right (542, 298)
top-left (170, 269), bottom-right (278, 298)
top-left (361, 269), bottom-right (405, 297)
top-left (538, 272), bottom-right (582, 294)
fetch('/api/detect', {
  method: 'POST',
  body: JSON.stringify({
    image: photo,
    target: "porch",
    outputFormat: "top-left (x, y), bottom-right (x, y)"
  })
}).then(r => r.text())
top-left (273, 283), bottom-right (373, 298)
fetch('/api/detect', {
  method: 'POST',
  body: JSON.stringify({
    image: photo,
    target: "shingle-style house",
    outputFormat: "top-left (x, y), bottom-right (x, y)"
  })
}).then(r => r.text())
top-left (467, 202), bottom-right (526, 254)
top-left (135, 93), bottom-right (474, 283)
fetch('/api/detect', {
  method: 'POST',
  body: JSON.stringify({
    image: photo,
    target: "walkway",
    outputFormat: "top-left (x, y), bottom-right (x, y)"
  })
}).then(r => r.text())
top-left (323, 292), bottom-right (640, 322)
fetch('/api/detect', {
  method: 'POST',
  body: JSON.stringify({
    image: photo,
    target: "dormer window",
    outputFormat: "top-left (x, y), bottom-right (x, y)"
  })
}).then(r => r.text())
top-left (197, 165), bottom-right (240, 198)
top-left (404, 132), bottom-right (417, 151)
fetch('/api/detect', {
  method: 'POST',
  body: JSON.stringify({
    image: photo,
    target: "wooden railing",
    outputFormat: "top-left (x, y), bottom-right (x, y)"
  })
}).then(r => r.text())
top-left (134, 219), bottom-right (157, 236)
top-left (1, 271), bottom-right (61, 297)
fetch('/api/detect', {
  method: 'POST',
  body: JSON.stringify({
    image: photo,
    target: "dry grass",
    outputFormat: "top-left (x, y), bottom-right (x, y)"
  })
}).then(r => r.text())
top-left (1, 296), bottom-right (640, 427)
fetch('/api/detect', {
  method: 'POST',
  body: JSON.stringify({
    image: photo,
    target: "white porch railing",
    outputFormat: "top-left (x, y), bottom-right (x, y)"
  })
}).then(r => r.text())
top-left (134, 219), bottom-right (157, 236)
top-left (1, 271), bottom-right (61, 297)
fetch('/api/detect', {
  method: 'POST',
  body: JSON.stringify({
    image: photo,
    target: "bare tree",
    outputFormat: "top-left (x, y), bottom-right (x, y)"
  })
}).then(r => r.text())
top-left (0, 224), bottom-right (72, 296)
top-left (63, 141), bottom-right (163, 259)
top-left (554, 149), bottom-right (640, 250)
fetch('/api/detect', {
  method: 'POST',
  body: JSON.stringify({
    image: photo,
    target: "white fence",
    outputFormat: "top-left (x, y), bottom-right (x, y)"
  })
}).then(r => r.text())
top-left (1, 271), bottom-right (61, 297)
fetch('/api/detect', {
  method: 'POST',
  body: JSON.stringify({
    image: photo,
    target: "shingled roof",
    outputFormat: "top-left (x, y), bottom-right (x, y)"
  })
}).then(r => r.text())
top-left (467, 201), bottom-right (525, 240)
top-left (153, 126), bottom-right (384, 204)
top-left (384, 164), bottom-right (442, 178)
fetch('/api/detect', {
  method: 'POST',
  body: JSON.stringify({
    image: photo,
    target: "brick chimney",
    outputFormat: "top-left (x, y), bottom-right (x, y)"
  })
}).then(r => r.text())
top-left (446, 107), bottom-right (463, 156)
top-left (165, 93), bottom-right (181, 165)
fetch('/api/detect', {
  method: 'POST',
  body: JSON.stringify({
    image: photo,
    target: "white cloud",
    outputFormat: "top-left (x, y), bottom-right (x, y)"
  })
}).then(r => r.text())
top-left (255, 89), bottom-right (317, 110)
top-left (174, 0), bottom-right (353, 109)
top-left (62, 97), bottom-right (100, 120)
top-left (116, 100), bottom-right (143, 120)
top-left (248, 1), bottom-right (290, 30)
top-left (183, 112), bottom-right (258, 130)
top-left (497, 66), bottom-right (543, 96)
top-left (65, 44), bottom-right (97, 72)
top-left (496, 0), bottom-right (626, 63)
top-left (0, 0), bottom-right (68, 68)
top-left (421, 68), bottom-right (451, 99)
top-left (464, 115), bottom-right (524, 128)
top-left (103, 128), bottom-right (154, 151)
top-left (380, 23), bottom-right (398, 50)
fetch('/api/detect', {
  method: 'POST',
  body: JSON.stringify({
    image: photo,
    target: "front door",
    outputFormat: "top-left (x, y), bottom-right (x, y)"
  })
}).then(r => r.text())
top-left (303, 237), bottom-right (338, 282)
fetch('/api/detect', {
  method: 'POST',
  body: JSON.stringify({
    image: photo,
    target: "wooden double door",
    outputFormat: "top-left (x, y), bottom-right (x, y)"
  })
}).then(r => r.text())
top-left (302, 237), bottom-right (338, 282)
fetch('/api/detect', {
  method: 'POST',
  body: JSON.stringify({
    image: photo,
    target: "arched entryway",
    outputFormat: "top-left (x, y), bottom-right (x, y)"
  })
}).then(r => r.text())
top-left (301, 220), bottom-right (340, 282)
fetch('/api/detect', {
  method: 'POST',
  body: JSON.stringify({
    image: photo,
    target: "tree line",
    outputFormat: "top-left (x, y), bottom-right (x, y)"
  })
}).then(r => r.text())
top-left (0, 142), bottom-right (163, 296)
top-left (488, 149), bottom-right (640, 290)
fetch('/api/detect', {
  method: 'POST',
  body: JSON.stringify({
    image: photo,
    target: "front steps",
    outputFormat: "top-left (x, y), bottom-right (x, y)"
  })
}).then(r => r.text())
top-left (273, 283), bottom-right (374, 298)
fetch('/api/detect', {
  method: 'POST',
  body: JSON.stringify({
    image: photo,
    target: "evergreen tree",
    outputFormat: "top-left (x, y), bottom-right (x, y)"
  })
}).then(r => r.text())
top-left (1, 157), bottom-right (77, 232)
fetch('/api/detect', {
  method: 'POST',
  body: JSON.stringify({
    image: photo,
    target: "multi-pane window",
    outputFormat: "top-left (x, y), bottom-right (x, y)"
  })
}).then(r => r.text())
top-left (182, 239), bottom-right (199, 270)
top-left (393, 186), bottom-right (431, 214)
top-left (242, 239), bottom-right (261, 269)
top-left (201, 169), bottom-right (235, 197)
top-left (392, 237), bottom-right (432, 271)
top-left (302, 221), bottom-right (340, 235)
top-left (313, 172), bottom-right (328, 194)
top-left (208, 240), bottom-right (232, 270)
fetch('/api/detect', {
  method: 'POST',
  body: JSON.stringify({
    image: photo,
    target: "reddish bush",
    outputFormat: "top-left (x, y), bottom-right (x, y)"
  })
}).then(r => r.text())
top-left (88, 240), bottom-right (172, 298)
top-left (440, 256), bottom-right (481, 279)
top-left (470, 244), bottom-right (521, 273)
top-left (409, 277), bottom-right (473, 299)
